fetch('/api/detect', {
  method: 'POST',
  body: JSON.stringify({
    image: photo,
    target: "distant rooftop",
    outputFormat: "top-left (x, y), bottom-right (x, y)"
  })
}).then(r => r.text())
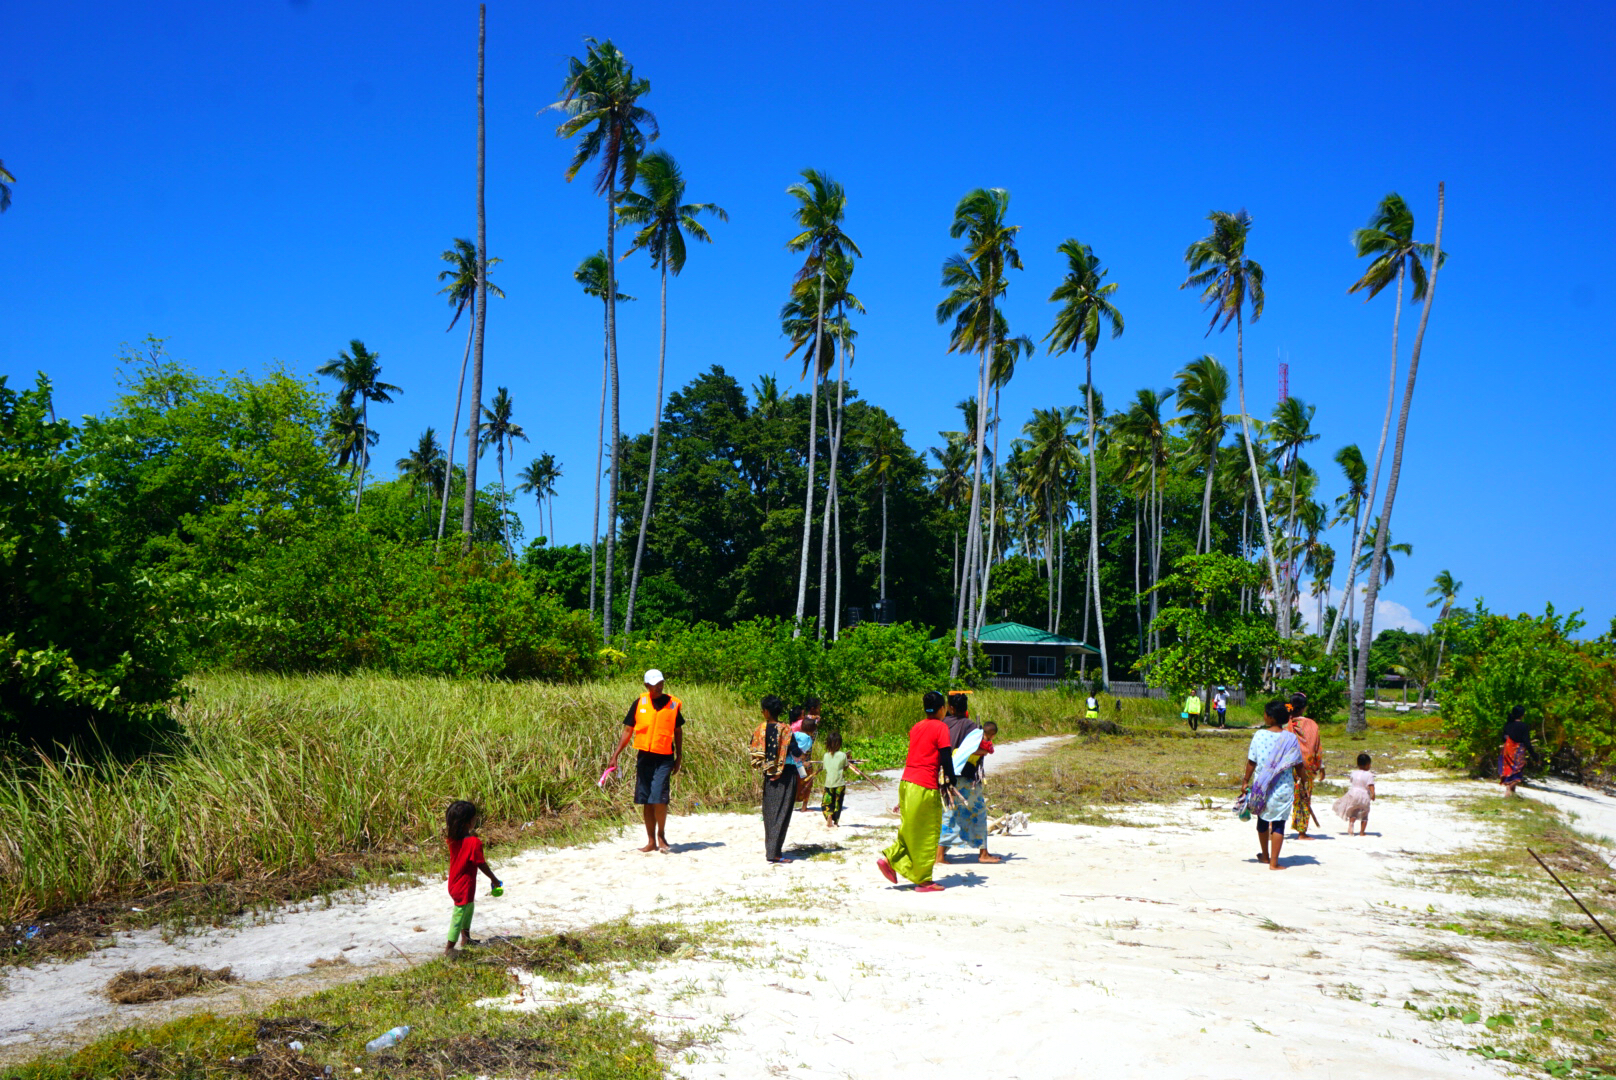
top-left (975, 621), bottom-right (1101, 654)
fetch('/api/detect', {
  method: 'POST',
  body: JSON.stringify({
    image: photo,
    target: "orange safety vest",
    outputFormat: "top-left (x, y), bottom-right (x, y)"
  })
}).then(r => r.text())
top-left (632, 692), bottom-right (681, 755)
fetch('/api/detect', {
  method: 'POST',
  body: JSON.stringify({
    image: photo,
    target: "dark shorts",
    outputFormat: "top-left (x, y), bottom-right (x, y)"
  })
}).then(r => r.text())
top-left (635, 751), bottom-right (676, 806)
top-left (1256, 817), bottom-right (1285, 835)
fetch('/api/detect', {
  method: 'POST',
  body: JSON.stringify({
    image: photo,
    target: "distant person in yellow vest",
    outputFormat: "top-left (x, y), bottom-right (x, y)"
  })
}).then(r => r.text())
top-left (1183, 691), bottom-right (1203, 731)
top-left (607, 669), bottom-right (685, 854)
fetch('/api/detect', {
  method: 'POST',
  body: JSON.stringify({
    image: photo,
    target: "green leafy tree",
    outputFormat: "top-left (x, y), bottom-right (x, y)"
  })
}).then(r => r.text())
top-left (1141, 553), bottom-right (1279, 712)
top-left (549, 37), bottom-right (658, 635)
top-left (1045, 238), bottom-right (1123, 684)
top-left (1, 375), bottom-right (185, 748)
top-left (1440, 602), bottom-right (1614, 776)
top-left (617, 148), bottom-right (727, 635)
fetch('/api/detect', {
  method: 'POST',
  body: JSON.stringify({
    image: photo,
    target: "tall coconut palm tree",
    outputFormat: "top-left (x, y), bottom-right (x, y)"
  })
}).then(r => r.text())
top-left (938, 188), bottom-right (1020, 674)
top-left (1426, 569), bottom-right (1462, 688)
top-left (784, 169), bottom-right (860, 637)
top-left (1021, 407), bottom-right (1081, 632)
top-left (615, 148), bottom-right (727, 636)
top-left (548, 37), bottom-right (657, 635)
top-left (858, 411), bottom-right (903, 617)
top-left (458, 7), bottom-right (491, 550)
top-left (398, 428), bottom-right (447, 530)
top-left (317, 340), bottom-right (399, 512)
top-left (1344, 193), bottom-right (1443, 637)
top-left (0, 159), bottom-right (14, 213)
top-left (574, 251), bottom-right (634, 620)
top-left (435, 238), bottom-right (505, 547)
top-left (1352, 519), bottom-right (1410, 584)
top-left (1172, 356), bottom-right (1229, 554)
top-left (1350, 185), bottom-right (1446, 731)
top-left (1268, 395), bottom-right (1319, 634)
top-left (978, 324), bottom-right (1033, 633)
top-left (1045, 238), bottom-right (1123, 684)
top-left (1391, 633), bottom-right (1445, 708)
top-left (515, 453), bottom-right (562, 544)
top-left (1182, 210), bottom-right (1283, 639)
top-left (478, 387), bottom-right (529, 556)
top-left (1325, 444), bottom-right (1369, 655)
top-left (323, 401), bottom-right (376, 489)
top-left (1113, 387), bottom-right (1174, 653)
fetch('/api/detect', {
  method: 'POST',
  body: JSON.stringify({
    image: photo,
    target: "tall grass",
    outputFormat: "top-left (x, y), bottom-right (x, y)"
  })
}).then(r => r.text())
top-left (0, 674), bottom-right (1112, 921)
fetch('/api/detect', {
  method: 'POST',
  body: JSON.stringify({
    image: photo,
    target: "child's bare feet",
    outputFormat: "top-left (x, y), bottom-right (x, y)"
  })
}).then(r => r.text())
top-left (637, 842), bottom-right (657, 853)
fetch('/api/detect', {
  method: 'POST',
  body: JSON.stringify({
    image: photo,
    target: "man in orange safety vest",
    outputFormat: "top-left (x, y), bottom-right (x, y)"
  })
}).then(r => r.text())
top-left (607, 669), bottom-right (686, 853)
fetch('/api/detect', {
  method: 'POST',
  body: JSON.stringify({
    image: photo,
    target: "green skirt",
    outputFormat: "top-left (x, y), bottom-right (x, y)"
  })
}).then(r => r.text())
top-left (885, 780), bottom-right (943, 884)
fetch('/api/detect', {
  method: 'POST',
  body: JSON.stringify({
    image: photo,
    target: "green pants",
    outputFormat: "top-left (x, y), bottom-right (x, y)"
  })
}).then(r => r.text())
top-left (448, 901), bottom-right (475, 943)
top-left (885, 781), bottom-right (943, 884)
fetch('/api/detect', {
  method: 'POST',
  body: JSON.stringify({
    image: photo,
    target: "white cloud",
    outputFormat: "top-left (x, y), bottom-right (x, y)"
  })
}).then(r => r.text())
top-left (1298, 585), bottom-right (1427, 636)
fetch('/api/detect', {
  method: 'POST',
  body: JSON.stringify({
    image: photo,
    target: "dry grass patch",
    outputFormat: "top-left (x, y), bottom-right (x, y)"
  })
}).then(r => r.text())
top-left (104, 964), bottom-right (236, 1004)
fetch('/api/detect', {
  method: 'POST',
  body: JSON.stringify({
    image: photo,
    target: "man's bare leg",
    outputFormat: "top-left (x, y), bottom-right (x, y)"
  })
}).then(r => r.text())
top-left (653, 804), bottom-right (672, 853)
top-left (637, 805), bottom-right (657, 852)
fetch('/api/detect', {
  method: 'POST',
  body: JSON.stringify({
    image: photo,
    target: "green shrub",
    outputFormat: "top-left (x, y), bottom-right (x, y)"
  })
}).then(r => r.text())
top-left (0, 375), bottom-right (185, 750)
top-left (1439, 603), bottom-right (1615, 777)
top-left (1279, 669), bottom-right (1346, 724)
top-left (210, 530), bottom-right (600, 681)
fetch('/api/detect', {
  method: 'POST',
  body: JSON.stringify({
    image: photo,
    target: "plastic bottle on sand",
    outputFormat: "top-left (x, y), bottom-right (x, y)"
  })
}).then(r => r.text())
top-left (365, 1026), bottom-right (411, 1053)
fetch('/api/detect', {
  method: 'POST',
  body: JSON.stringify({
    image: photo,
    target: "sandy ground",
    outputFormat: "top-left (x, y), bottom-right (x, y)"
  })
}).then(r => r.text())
top-left (5, 735), bottom-right (1614, 1078)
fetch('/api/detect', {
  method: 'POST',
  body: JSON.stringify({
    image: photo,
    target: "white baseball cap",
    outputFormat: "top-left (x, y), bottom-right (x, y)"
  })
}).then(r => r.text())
top-left (644, 669), bottom-right (665, 686)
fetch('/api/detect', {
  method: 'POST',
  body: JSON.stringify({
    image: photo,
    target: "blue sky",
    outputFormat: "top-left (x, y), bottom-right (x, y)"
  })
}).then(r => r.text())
top-left (4, 1), bottom-right (1613, 634)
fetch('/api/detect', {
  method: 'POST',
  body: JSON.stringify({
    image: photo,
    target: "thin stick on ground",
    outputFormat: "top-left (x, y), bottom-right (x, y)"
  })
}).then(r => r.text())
top-left (1527, 847), bottom-right (1616, 948)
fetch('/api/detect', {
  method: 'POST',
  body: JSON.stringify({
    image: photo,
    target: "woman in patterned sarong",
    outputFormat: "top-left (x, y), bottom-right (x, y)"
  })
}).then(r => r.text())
top-left (1241, 699), bottom-right (1303, 870)
top-left (1287, 693), bottom-right (1324, 838)
top-left (1499, 704), bottom-right (1531, 796)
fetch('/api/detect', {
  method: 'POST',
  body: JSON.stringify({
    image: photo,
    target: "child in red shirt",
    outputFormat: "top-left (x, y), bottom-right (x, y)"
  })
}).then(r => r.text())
top-left (445, 800), bottom-right (501, 958)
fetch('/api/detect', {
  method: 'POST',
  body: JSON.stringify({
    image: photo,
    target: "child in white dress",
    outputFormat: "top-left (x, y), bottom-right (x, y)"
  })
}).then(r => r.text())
top-left (1333, 752), bottom-right (1377, 835)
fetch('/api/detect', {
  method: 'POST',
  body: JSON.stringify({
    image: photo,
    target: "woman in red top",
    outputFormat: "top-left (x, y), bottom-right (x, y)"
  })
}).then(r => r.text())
top-left (445, 800), bottom-right (501, 957)
top-left (876, 690), bottom-right (956, 892)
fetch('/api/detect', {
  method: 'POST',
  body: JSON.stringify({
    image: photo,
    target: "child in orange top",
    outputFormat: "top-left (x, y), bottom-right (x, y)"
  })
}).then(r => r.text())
top-left (445, 800), bottom-right (501, 957)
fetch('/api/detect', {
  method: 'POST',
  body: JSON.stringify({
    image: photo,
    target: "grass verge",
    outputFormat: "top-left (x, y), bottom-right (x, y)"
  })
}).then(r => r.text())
top-left (12, 919), bottom-right (700, 1080)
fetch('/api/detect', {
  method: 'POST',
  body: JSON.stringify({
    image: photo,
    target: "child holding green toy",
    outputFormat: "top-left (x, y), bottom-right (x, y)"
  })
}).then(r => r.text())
top-left (445, 800), bottom-right (502, 957)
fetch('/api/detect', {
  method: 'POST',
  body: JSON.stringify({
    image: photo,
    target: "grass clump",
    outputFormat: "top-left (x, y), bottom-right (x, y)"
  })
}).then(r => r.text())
top-left (13, 920), bottom-right (693, 1080)
top-left (105, 965), bottom-right (236, 1004)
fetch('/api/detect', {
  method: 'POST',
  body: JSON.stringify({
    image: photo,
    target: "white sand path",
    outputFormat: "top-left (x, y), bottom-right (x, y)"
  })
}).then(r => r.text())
top-left (5, 734), bottom-right (1611, 1078)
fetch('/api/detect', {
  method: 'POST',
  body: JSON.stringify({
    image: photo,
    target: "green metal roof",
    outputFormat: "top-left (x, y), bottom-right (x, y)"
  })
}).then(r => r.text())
top-left (976, 622), bottom-right (1100, 654)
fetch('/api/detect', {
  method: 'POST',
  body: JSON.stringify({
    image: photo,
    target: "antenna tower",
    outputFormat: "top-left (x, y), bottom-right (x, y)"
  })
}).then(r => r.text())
top-left (1278, 360), bottom-right (1289, 403)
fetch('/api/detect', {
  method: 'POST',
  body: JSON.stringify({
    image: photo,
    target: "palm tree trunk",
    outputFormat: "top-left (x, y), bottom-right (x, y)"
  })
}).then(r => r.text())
top-left (625, 257), bottom-right (670, 637)
top-left (436, 310), bottom-right (475, 550)
top-left (498, 443), bottom-right (511, 555)
top-left (588, 323), bottom-right (606, 620)
top-left (601, 188), bottom-right (623, 637)
top-left (356, 397), bottom-right (369, 513)
top-left (974, 387), bottom-right (1002, 635)
top-left (1054, 517), bottom-right (1066, 637)
top-left (818, 337), bottom-right (846, 640)
top-left (1351, 184), bottom-right (1444, 733)
top-left (1084, 357), bottom-right (1109, 685)
top-left (1045, 505), bottom-right (1055, 632)
top-left (1199, 448), bottom-right (1216, 554)
top-left (1240, 489), bottom-right (1251, 613)
top-left (461, 6), bottom-right (487, 551)
top-left (1330, 266), bottom-right (1405, 657)
top-left (832, 473), bottom-right (844, 640)
top-left (879, 469), bottom-right (888, 607)
top-left (1150, 459), bottom-right (1161, 654)
top-left (951, 345), bottom-right (989, 679)
top-left (792, 268), bottom-right (827, 638)
top-left (1233, 312), bottom-right (1283, 636)
top-left (1133, 499), bottom-right (1143, 659)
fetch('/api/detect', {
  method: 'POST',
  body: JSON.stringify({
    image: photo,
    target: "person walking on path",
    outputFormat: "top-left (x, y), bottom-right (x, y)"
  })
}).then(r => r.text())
top-left (606, 669), bottom-right (685, 854)
top-left (444, 800), bottom-right (501, 958)
top-left (1183, 691), bottom-right (1204, 730)
top-left (1286, 692), bottom-right (1324, 839)
top-left (750, 695), bottom-right (797, 863)
top-left (938, 692), bottom-right (1002, 866)
top-left (1214, 687), bottom-right (1229, 728)
top-left (1240, 699), bottom-right (1304, 870)
top-left (1499, 704), bottom-right (1532, 796)
top-left (877, 690), bottom-right (957, 892)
